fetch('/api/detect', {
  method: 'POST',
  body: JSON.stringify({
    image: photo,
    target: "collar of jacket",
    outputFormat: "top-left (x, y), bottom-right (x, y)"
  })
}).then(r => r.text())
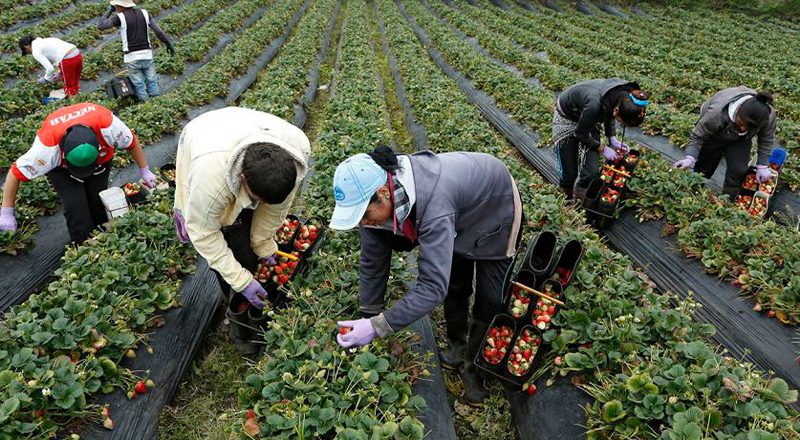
top-left (405, 150), bottom-right (441, 227)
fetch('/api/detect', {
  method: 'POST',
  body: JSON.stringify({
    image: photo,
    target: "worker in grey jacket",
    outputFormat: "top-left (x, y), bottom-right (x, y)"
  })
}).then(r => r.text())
top-left (329, 147), bottom-right (523, 406)
top-left (674, 87), bottom-right (777, 196)
top-left (553, 78), bottom-right (649, 200)
top-left (97, 0), bottom-right (174, 102)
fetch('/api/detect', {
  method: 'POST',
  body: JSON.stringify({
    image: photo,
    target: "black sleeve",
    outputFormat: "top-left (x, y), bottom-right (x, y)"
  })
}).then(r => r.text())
top-left (573, 100), bottom-right (602, 149)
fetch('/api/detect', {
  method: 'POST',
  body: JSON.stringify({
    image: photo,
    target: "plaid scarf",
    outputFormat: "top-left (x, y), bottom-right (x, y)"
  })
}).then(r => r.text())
top-left (389, 172), bottom-right (411, 228)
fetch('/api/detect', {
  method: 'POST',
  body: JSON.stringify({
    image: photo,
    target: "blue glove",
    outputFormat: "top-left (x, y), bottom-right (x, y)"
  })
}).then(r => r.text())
top-left (673, 156), bottom-right (696, 170)
top-left (241, 279), bottom-right (267, 310)
top-left (756, 165), bottom-right (772, 183)
top-left (336, 318), bottom-right (378, 348)
top-left (602, 146), bottom-right (618, 162)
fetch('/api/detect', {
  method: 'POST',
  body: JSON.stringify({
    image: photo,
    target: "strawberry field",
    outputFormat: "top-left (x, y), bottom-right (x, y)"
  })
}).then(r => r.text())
top-left (2, 0), bottom-right (800, 439)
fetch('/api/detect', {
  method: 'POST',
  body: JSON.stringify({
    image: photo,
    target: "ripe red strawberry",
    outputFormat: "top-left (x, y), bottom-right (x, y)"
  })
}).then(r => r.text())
top-left (134, 380), bottom-right (147, 395)
top-left (279, 275), bottom-right (289, 284)
top-left (35, 409), bottom-right (44, 418)
top-left (768, 310), bottom-right (776, 318)
top-left (527, 384), bottom-right (537, 396)
top-left (246, 409), bottom-right (256, 420)
top-left (339, 327), bottom-right (351, 335)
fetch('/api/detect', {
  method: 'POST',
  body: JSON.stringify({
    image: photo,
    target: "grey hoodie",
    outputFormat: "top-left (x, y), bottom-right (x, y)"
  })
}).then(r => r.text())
top-left (360, 151), bottom-right (523, 337)
top-left (686, 86), bottom-right (777, 165)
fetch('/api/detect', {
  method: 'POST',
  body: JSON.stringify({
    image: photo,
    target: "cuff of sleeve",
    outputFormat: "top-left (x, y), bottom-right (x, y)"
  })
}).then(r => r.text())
top-left (370, 313), bottom-right (395, 338)
top-left (229, 269), bottom-right (253, 293)
top-left (10, 164), bottom-right (31, 182)
top-left (252, 238), bottom-right (278, 259)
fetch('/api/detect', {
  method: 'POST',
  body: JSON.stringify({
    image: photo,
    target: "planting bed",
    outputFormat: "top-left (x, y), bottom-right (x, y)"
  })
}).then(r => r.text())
top-left (3, 0), bottom-right (800, 439)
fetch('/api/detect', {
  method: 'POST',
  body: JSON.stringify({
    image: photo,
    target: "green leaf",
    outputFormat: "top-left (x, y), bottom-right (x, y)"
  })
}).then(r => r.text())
top-left (601, 400), bottom-right (626, 422)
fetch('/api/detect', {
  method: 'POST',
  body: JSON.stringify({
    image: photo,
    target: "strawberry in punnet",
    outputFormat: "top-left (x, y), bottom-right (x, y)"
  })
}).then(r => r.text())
top-left (509, 285), bottom-right (531, 318)
top-left (294, 223), bottom-right (320, 252)
top-left (532, 284), bottom-right (561, 330)
top-left (275, 218), bottom-right (300, 245)
top-left (749, 196), bottom-right (768, 216)
top-left (134, 380), bottom-right (147, 395)
top-left (554, 267), bottom-right (572, 288)
top-left (612, 174), bottom-right (627, 188)
top-left (759, 180), bottom-right (776, 194)
top-left (507, 328), bottom-right (541, 376)
top-left (600, 168), bottom-right (615, 183)
top-left (483, 325), bottom-right (513, 365)
top-left (625, 152), bottom-right (639, 164)
top-left (736, 195), bottom-right (753, 209)
top-left (600, 188), bottom-right (620, 204)
top-left (743, 174), bottom-right (758, 191)
top-left (123, 182), bottom-right (141, 196)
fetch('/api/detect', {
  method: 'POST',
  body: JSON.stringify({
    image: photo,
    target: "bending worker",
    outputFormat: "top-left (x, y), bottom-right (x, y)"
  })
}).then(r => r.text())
top-left (329, 147), bottom-right (523, 406)
top-left (0, 102), bottom-right (156, 245)
top-left (172, 107), bottom-right (310, 350)
top-left (552, 78), bottom-right (649, 200)
top-left (673, 87), bottom-right (777, 196)
top-left (19, 35), bottom-right (83, 96)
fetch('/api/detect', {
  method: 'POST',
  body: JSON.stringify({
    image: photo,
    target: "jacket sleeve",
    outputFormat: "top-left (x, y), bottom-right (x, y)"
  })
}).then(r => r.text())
top-left (685, 113), bottom-right (719, 159)
top-left (249, 188), bottom-right (295, 258)
top-left (573, 101), bottom-right (603, 150)
top-left (604, 119), bottom-right (616, 140)
top-left (359, 227), bottom-right (393, 317)
top-left (370, 214), bottom-right (455, 338)
top-left (148, 17), bottom-right (172, 45)
top-left (97, 15), bottom-right (120, 31)
top-left (31, 47), bottom-right (56, 80)
top-left (184, 161), bottom-right (253, 292)
top-left (756, 112), bottom-right (777, 166)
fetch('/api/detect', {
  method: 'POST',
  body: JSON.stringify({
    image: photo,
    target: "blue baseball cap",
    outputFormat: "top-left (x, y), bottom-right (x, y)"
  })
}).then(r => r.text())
top-left (329, 154), bottom-right (388, 230)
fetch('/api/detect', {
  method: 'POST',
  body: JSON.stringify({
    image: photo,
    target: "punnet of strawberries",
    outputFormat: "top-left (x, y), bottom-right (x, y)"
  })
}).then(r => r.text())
top-left (624, 152), bottom-right (639, 164)
top-left (743, 174), bottom-right (758, 191)
top-left (483, 324), bottom-right (513, 365)
top-left (736, 194), bottom-right (753, 209)
top-left (509, 284), bottom-right (532, 318)
top-left (612, 174), bottom-right (627, 188)
top-left (601, 187), bottom-right (620, 204)
top-left (506, 328), bottom-right (541, 376)
top-left (532, 283), bottom-right (560, 330)
top-left (294, 222), bottom-right (320, 252)
top-left (254, 251), bottom-right (301, 286)
top-left (275, 217), bottom-right (300, 245)
top-left (123, 182), bottom-right (141, 196)
top-left (600, 168), bottom-right (615, 183)
top-left (749, 195), bottom-right (768, 216)
top-left (759, 180), bottom-right (776, 194)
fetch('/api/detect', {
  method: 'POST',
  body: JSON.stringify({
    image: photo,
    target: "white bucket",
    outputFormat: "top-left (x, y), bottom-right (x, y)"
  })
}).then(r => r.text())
top-left (99, 187), bottom-right (129, 220)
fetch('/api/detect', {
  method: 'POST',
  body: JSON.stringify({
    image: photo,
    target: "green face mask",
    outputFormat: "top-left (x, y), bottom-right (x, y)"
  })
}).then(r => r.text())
top-left (65, 143), bottom-right (98, 167)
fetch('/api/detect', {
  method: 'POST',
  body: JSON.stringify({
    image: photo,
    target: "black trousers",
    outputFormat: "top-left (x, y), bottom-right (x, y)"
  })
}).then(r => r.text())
top-left (442, 255), bottom-right (513, 342)
top-left (213, 209), bottom-right (259, 296)
top-left (694, 137), bottom-right (752, 197)
top-left (47, 166), bottom-right (111, 245)
top-left (555, 134), bottom-right (600, 193)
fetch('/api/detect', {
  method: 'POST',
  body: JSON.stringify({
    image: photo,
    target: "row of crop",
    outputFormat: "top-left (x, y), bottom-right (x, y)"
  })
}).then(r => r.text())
top-left (0, 188), bottom-right (197, 438)
top-left (423, 0), bottom-right (800, 323)
top-left (0, 0), bottom-right (192, 79)
top-left (233, 1), bottom-right (429, 438)
top-left (0, 0), bottom-right (80, 31)
top-left (0, 0), bottom-right (224, 121)
top-left (384, 1), bottom-right (800, 437)
top-left (0, 1), bottom-right (106, 54)
top-left (0, 0), bottom-right (300, 256)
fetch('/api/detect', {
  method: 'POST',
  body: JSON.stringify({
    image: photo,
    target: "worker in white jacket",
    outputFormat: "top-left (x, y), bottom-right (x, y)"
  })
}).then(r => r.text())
top-left (19, 36), bottom-right (83, 96)
top-left (173, 107), bottom-right (311, 312)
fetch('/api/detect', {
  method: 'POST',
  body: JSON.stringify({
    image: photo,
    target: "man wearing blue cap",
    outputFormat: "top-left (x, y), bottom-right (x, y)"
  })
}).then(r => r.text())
top-left (1, 102), bottom-right (155, 245)
top-left (329, 146), bottom-right (523, 406)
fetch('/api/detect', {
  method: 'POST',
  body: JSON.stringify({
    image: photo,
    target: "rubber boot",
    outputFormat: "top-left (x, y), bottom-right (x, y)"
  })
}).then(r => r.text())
top-left (560, 185), bottom-right (574, 200)
top-left (572, 186), bottom-right (588, 203)
top-left (439, 339), bottom-right (466, 371)
top-left (462, 319), bottom-right (491, 406)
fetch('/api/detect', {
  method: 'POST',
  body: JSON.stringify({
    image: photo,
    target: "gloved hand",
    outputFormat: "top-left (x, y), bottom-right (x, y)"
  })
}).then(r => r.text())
top-left (0, 208), bottom-right (16, 233)
top-left (52, 72), bottom-right (61, 82)
top-left (139, 167), bottom-right (157, 188)
top-left (602, 146), bottom-right (619, 162)
top-left (756, 165), bottom-right (772, 183)
top-left (241, 279), bottom-right (268, 310)
top-left (166, 43), bottom-right (175, 56)
top-left (336, 318), bottom-right (378, 348)
top-left (264, 255), bottom-right (277, 266)
top-left (609, 136), bottom-right (629, 153)
top-left (673, 156), bottom-right (696, 170)
top-left (37, 77), bottom-right (48, 85)
top-left (173, 208), bottom-right (189, 243)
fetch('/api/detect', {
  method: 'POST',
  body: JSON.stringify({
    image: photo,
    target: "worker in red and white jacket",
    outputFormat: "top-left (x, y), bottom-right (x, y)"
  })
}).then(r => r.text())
top-left (0, 102), bottom-right (157, 245)
top-left (18, 36), bottom-right (83, 96)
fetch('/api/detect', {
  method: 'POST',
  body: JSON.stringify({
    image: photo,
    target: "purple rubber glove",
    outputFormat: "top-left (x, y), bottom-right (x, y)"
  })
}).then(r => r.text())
top-left (336, 318), bottom-right (378, 348)
top-left (602, 146), bottom-right (618, 162)
top-left (0, 207), bottom-right (16, 233)
top-left (756, 165), bottom-right (772, 183)
top-left (609, 136), bottom-right (629, 153)
top-left (52, 72), bottom-right (61, 82)
top-left (673, 156), bottom-right (696, 170)
top-left (139, 167), bottom-right (157, 189)
top-left (241, 279), bottom-right (267, 310)
top-left (264, 255), bottom-right (277, 266)
top-left (37, 77), bottom-right (48, 85)
top-left (173, 208), bottom-right (189, 243)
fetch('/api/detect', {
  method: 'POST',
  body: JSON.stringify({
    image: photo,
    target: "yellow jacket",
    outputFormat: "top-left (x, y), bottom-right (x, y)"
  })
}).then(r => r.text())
top-left (174, 107), bottom-right (311, 292)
